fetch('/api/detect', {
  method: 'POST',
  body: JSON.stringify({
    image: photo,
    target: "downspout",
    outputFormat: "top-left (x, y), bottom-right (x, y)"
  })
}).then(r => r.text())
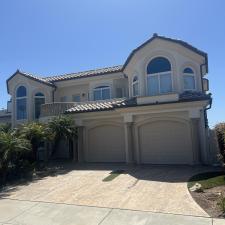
top-left (200, 62), bottom-right (212, 127)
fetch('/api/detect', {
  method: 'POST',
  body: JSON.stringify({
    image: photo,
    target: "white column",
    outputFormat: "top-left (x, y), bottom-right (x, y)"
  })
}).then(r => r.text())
top-left (123, 114), bottom-right (134, 164)
top-left (77, 126), bottom-right (84, 162)
top-left (124, 122), bottom-right (134, 164)
top-left (190, 118), bottom-right (201, 164)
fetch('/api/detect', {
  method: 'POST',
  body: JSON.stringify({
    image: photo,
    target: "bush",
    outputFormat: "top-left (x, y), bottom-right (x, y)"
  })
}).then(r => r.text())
top-left (0, 130), bottom-right (31, 185)
top-left (214, 123), bottom-right (225, 163)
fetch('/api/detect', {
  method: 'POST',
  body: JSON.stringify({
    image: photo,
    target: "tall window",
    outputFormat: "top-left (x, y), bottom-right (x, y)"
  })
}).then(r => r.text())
top-left (34, 92), bottom-right (45, 119)
top-left (16, 86), bottom-right (27, 120)
top-left (147, 57), bottom-right (172, 96)
top-left (93, 86), bottom-right (110, 100)
top-left (132, 76), bottom-right (139, 96)
top-left (183, 67), bottom-right (195, 90)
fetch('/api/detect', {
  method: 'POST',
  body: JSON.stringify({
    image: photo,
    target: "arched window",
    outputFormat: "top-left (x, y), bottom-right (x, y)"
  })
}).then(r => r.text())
top-left (183, 67), bottom-right (195, 90)
top-left (93, 86), bottom-right (110, 100)
top-left (16, 86), bottom-right (27, 120)
top-left (147, 57), bottom-right (172, 96)
top-left (132, 76), bottom-right (139, 96)
top-left (34, 92), bottom-right (45, 119)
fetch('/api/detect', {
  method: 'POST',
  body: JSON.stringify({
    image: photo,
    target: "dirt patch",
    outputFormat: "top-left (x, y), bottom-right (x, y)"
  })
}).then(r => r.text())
top-left (190, 185), bottom-right (225, 218)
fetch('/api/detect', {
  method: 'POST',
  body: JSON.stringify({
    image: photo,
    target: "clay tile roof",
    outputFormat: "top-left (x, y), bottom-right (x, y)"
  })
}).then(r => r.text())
top-left (43, 65), bottom-right (123, 82)
top-left (65, 98), bottom-right (137, 114)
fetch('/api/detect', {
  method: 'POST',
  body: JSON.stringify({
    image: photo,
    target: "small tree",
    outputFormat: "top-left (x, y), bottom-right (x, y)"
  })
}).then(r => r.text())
top-left (48, 116), bottom-right (77, 156)
top-left (0, 130), bottom-right (31, 183)
top-left (19, 122), bottom-right (50, 161)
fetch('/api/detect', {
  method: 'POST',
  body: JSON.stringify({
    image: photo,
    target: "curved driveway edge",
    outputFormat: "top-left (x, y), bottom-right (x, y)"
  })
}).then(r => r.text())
top-left (0, 164), bottom-right (219, 217)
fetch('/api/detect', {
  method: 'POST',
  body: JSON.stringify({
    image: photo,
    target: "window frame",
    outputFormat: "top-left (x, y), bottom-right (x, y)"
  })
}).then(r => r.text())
top-left (132, 75), bottom-right (139, 97)
top-left (183, 67), bottom-right (196, 91)
top-left (16, 85), bottom-right (27, 121)
top-left (93, 86), bottom-right (111, 101)
top-left (34, 92), bottom-right (45, 119)
top-left (146, 57), bottom-right (173, 96)
top-left (147, 71), bottom-right (173, 96)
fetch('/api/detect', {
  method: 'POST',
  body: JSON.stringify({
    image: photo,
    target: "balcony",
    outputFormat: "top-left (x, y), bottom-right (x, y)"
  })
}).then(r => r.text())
top-left (40, 102), bottom-right (76, 117)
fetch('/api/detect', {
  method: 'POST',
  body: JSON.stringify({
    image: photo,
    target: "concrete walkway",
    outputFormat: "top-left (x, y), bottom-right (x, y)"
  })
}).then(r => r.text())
top-left (0, 198), bottom-right (224, 225)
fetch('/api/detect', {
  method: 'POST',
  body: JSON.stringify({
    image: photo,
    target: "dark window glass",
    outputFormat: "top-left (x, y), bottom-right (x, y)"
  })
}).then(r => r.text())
top-left (16, 86), bottom-right (27, 97)
top-left (16, 98), bottom-right (27, 120)
top-left (147, 57), bottom-right (171, 74)
top-left (34, 92), bottom-right (45, 119)
top-left (35, 92), bottom-right (44, 97)
top-left (183, 68), bottom-right (194, 74)
top-left (35, 97), bottom-right (45, 119)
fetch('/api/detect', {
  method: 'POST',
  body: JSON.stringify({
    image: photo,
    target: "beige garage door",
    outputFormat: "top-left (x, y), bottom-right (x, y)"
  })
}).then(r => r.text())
top-left (87, 125), bottom-right (126, 162)
top-left (139, 120), bottom-right (193, 164)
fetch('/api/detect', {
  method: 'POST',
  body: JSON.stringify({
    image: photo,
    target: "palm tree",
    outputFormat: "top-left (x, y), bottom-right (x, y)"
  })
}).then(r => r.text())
top-left (48, 116), bottom-right (77, 156)
top-left (19, 122), bottom-right (50, 161)
top-left (0, 130), bottom-right (31, 183)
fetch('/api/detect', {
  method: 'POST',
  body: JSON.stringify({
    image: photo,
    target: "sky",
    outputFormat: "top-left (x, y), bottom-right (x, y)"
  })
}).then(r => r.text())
top-left (0, 0), bottom-right (224, 127)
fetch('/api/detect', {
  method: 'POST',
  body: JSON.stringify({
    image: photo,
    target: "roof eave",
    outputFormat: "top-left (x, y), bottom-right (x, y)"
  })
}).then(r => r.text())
top-left (122, 35), bottom-right (208, 72)
top-left (6, 70), bottom-right (56, 94)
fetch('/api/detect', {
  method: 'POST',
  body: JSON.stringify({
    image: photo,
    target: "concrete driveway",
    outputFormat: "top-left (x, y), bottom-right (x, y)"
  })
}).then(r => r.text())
top-left (0, 163), bottom-right (212, 217)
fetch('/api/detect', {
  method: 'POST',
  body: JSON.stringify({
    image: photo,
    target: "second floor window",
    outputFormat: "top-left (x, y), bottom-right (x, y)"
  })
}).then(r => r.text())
top-left (147, 57), bottom-right (172, 96)
top-left (93, 86), bottom-right (110, 100)
top-left (183, 67), bottom-right (195, 90)
top-left (34, 92), bottom-right (45, 119)
top-left (132, 76), bottom-right (139, 96)
top-left (72, 94), bottom-right (81, 102)
top-left (60, 96), bottom-right (68, 102)
top-left (16, 86), bottom-right (27, 120)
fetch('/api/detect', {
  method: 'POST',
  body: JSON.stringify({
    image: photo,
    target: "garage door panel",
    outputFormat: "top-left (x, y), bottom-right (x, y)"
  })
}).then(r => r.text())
top-left (139, 120), bottom-right (193, 164)
top-left (87, 125), bottom-right (125, 162)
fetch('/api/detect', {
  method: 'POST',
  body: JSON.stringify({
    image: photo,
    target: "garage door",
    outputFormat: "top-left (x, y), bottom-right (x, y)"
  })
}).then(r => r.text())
top-left (139, 120), bottom-right (193, 164)
top-left (87, 124), bottom-right (126, 162)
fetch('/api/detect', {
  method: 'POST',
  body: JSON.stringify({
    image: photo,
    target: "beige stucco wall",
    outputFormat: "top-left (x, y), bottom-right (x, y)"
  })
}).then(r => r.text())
top-left (7, 73), bottom-right (54, 126)
top-left (124, 38), bottom-right (206, 98)
top-left (54, 84), bottom-right (89, 102)
top-left (53, 72), bottom-right (126, 101)
top-left (73, 100), bottom-right (211, 165)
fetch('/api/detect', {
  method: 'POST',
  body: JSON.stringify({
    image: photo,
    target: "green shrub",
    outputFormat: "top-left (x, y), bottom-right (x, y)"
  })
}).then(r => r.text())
top-left (48, 116), bottom-right (77, 156)
top-left (19, 122), bottom-right (50, 161)
top-left (0, 130), bottom-right (31, 184)
top-left (214, 123), bottom-right (225, 163)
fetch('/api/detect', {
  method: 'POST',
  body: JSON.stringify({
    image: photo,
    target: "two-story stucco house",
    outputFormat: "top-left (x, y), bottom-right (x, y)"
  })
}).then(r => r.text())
top-left (6, 34), bottom-right (214, 165)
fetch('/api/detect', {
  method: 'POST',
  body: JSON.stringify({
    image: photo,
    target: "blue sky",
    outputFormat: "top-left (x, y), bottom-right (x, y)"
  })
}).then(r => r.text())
top-left (0, 0), bottom-right (224, 127)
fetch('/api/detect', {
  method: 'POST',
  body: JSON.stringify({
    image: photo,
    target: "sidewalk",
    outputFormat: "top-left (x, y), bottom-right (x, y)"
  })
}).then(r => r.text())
top-left (0, 198), bottom-right (224, 225)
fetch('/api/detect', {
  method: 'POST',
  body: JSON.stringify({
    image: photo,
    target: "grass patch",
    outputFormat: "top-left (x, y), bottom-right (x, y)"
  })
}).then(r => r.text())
top-left (102, 170), bottom-right (125, 182)
top-left (188, 171), bottom-right (225, 189)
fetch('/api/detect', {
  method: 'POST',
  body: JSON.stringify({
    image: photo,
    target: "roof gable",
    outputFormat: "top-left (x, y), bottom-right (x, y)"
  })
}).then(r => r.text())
top-left (123, 34), bottom-right (208, 72)
top-left (6, 70), bottom-right (56, 93)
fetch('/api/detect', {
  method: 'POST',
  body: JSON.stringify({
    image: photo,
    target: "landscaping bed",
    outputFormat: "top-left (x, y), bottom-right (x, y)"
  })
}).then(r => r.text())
top-left (188, 171), bottom-right (225, 218)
